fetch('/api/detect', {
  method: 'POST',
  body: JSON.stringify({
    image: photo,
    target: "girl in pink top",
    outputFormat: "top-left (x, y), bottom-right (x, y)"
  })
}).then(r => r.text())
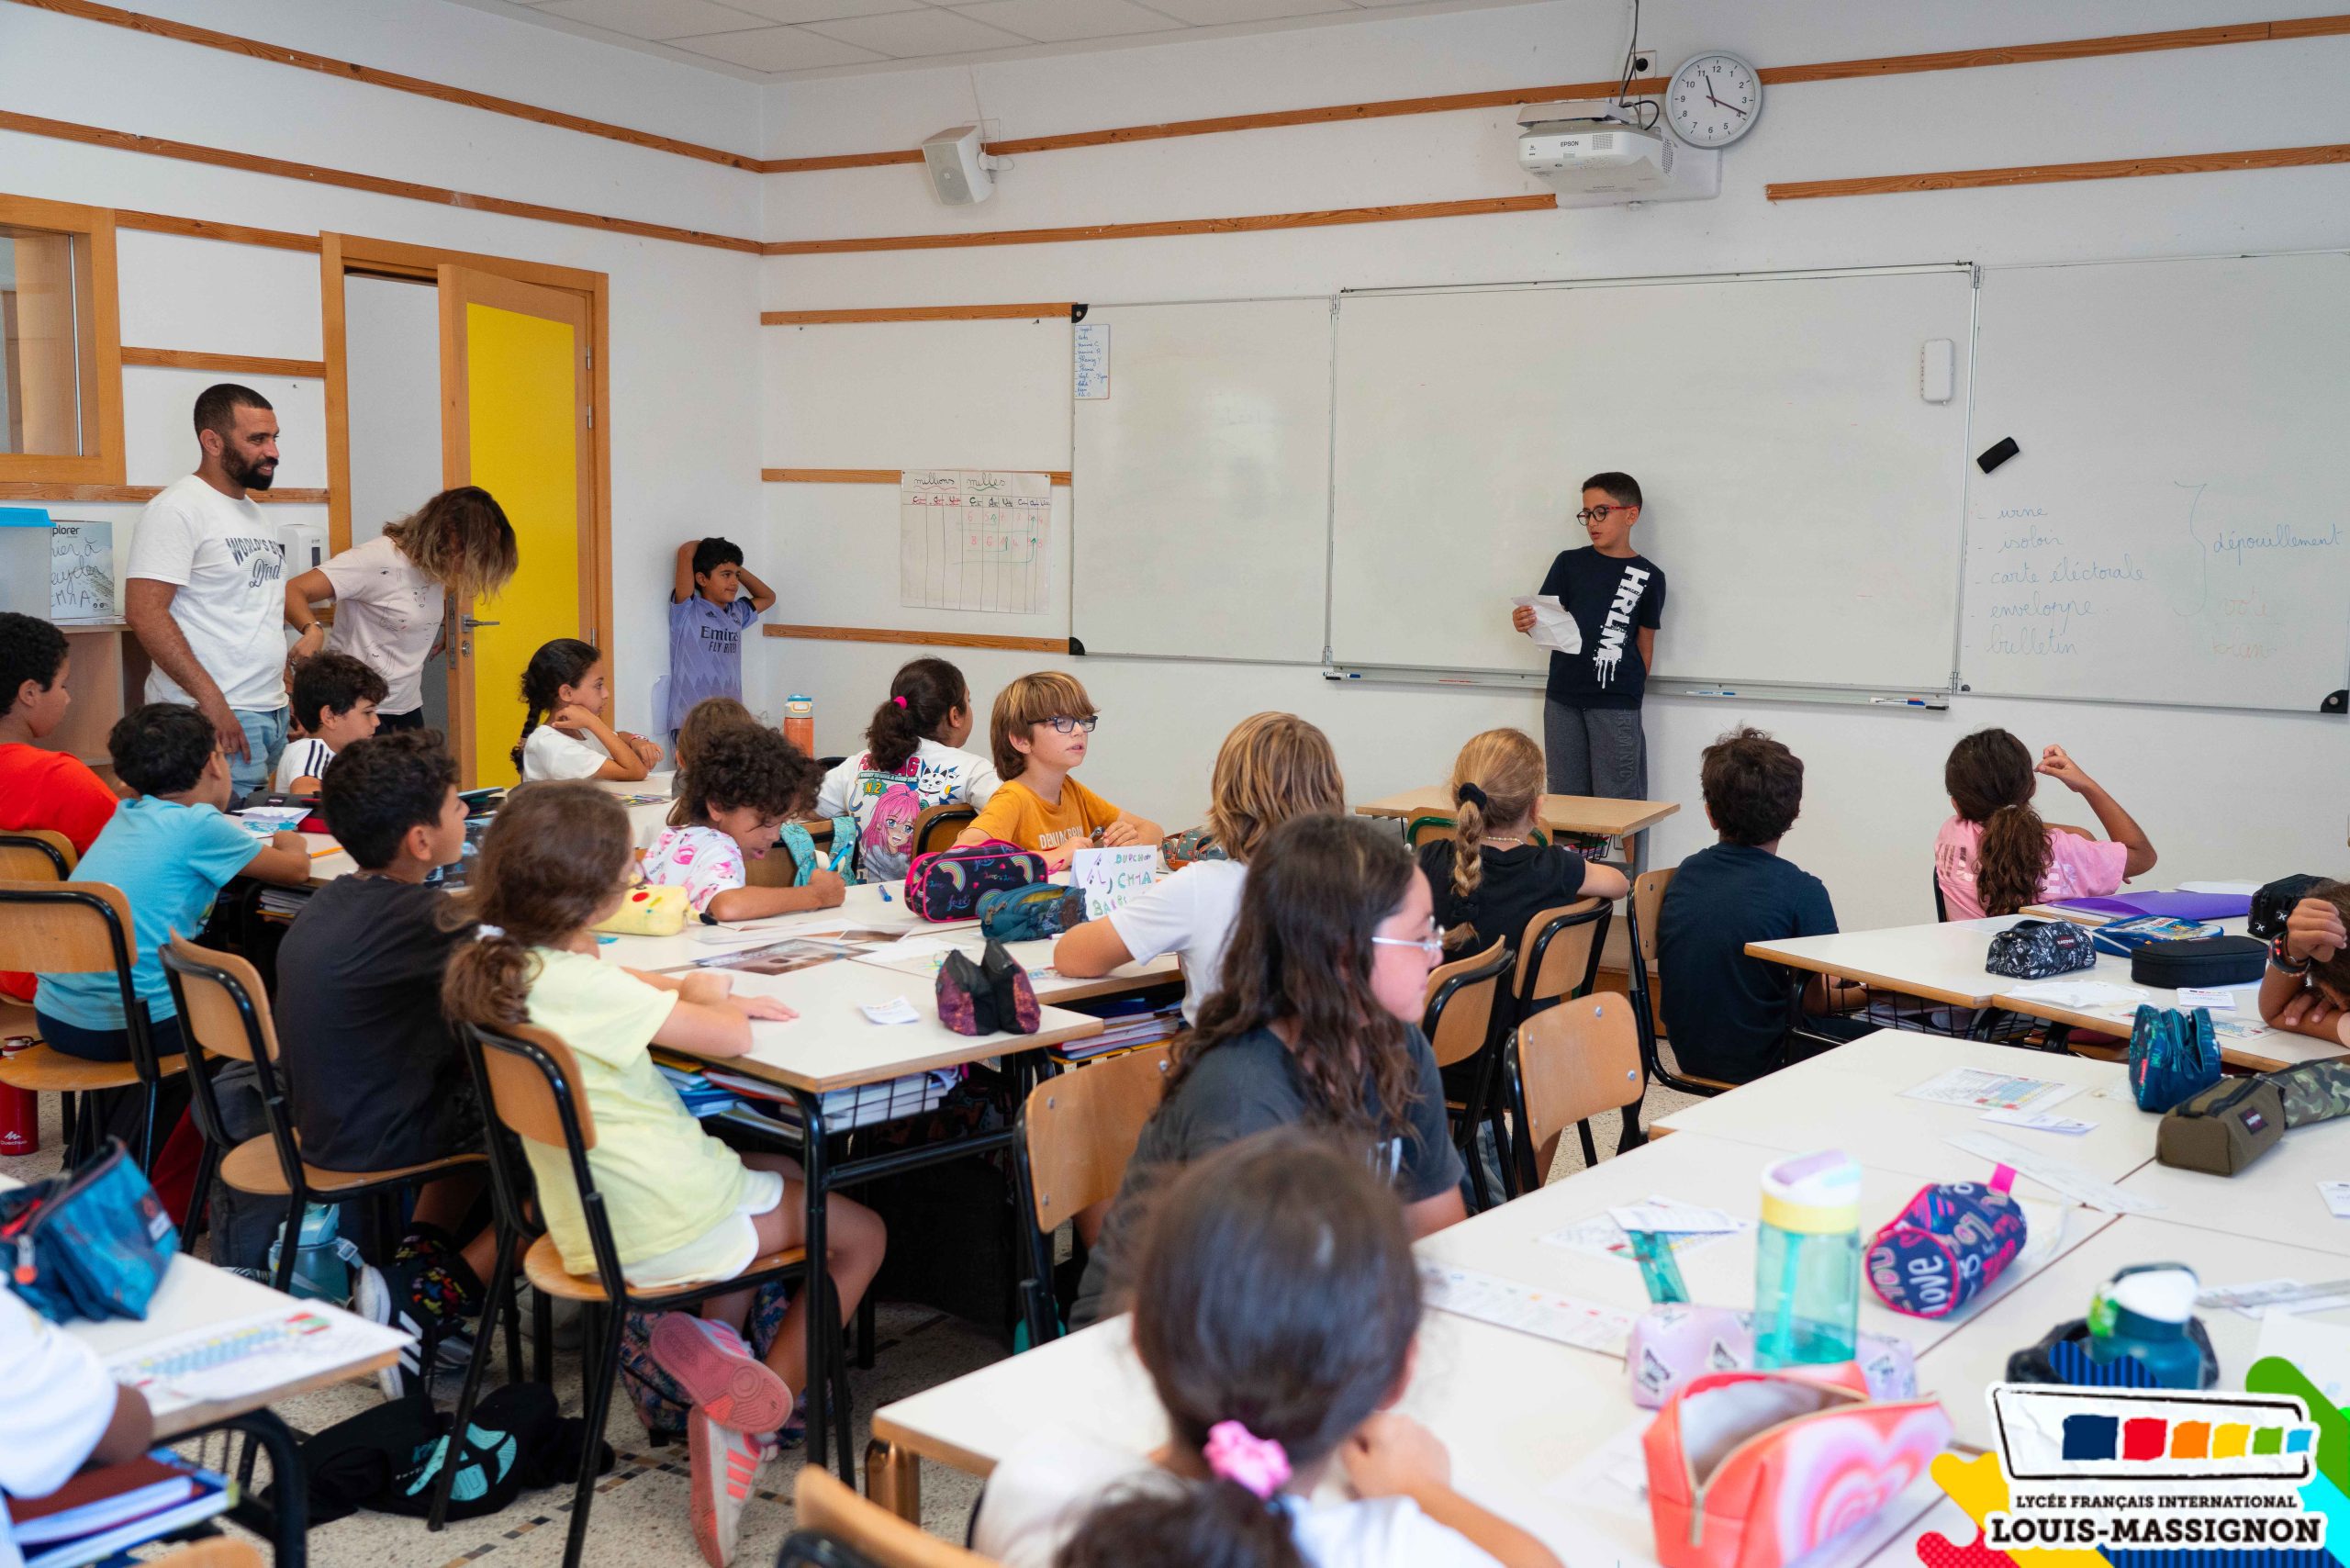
top-left (1934, 731), bottom-right (2157, 920)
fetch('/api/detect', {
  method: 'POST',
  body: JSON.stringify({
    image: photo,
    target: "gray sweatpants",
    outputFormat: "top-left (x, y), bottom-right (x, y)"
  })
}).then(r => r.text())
top-left (1543, 700), bottom-right (1649, 871)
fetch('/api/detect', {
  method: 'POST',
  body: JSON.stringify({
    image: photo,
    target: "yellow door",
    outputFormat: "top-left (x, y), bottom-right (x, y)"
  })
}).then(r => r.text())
top-left (439, 265), bottom-right (596, 787)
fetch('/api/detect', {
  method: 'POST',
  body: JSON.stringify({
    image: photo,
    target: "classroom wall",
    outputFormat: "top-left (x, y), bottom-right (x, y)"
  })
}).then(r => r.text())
top-left (758, 0), bottom-right (2350, 926)
top-left (0, 0), bottom-right (770, 733)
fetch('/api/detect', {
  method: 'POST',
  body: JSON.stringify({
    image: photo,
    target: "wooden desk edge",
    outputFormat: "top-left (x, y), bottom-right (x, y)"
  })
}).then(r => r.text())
top-left (1741, 943), bottom-right (1996, 1009)
top-left (867, 1412), bottom-right (1000, 1481)
top-left (707, 1014), bottom-right (1108, 1094)
top-left (151, 1350), bottom-right (401, 1439)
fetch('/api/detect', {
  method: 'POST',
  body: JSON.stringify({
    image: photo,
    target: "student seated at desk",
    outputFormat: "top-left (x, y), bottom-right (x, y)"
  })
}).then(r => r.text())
top-left (1420, 728), bottom-right (1629, 953)
top-left (957, 671), bottom-right (1160, 872)
top-left (1658, 727), bottom-right (1868, 1085)
top-left (0, 1288), bottom-right (156, 1551)
top-left (1068, 814), bottom-right (1462, 1330)
top-left (644, 723), bottom-right (845, 922)
top-left (515, 637), bottom-right (662, 783)
top-left (815, 656), bottom-right (1000, 884)
top-left (1056, 711), bottom-right (1344, 1024)
top-left (0, 612), bottom-right (119, 1009)
top-left (2261, 879), bottom-right (2350, 1048)
top-left (977, 1132), bottom-right (1554, 1568)
top-left (274, 730), bottom-right (497, 1396)
top-left (1935, 730), bottom-right (2154, 919)
top-left (275, 649), bottom-right (385, 792)
top-left (443, 783), bottom-right (884, 1568)
top-left (672, 696), bottom-right (755, 777)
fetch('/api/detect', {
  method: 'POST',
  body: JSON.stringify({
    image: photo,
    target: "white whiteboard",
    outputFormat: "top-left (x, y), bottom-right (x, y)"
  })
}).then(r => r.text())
top-left (1328, 268), bottom-right (1976, 690)
top-left (1962, 254), bottom-right (2350, 711)
top-left (1070, 299), bottom-right (1333, 662)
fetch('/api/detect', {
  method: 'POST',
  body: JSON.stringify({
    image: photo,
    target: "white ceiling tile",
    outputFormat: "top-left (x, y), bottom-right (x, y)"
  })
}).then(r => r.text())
top-left (530, 0), bottom-right (774, 39)
top-left (668, 24), bottom-right (890, 65)
top-left (801, 6), bottom-right (1033, 55)
top-left (718, 0), bottom-right (929, 23)
top-left (948, 0), bottom-right (1182, 42)
top-left (1128, 0), bottom-right (1349, 23)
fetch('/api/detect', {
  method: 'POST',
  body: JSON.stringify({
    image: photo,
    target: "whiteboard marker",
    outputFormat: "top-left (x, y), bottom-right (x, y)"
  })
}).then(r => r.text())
top-left (1870, 697), bottom-right (1929, 707)
top-left (1688, 688), bottom-right (1737, 698)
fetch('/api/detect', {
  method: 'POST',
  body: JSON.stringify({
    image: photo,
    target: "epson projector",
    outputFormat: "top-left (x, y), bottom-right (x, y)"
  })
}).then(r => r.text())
top-left (1516, 100), bottom-right (1718, 207)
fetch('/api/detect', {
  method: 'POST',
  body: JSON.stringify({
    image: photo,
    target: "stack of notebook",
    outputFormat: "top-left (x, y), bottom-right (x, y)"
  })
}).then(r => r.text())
top-left (9, 1453), bottom-right (232, 1568)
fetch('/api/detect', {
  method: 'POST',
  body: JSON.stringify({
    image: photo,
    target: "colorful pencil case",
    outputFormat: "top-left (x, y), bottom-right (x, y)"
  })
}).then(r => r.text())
top-left (1866, 1171), bottom-right (2027, 1319)
top-left (592, 883), bottom-right (689, 936)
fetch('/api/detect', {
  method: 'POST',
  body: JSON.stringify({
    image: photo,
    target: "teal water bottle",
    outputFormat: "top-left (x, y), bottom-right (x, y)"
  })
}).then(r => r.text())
top-left (1753, 1149), bottom-right (1863, 1368)
top-left (2087, 1263), bottom-right (2212, 1388)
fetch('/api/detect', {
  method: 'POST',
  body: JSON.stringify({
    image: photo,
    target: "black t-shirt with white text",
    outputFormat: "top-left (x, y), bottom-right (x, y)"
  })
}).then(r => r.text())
top-left (1538, 547), bottom-right (1666, 710)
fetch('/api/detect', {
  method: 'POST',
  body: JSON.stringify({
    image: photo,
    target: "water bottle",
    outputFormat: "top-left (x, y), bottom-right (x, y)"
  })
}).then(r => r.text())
top-left (2087, 1263), bottom-right (2211, 1388)
top-left (0, 1038), bottom-right (37, 1157)
top-left (783, 694), bottom-right (815, 756)
top-left (1753, 1149), bottom-right (1863, 1368)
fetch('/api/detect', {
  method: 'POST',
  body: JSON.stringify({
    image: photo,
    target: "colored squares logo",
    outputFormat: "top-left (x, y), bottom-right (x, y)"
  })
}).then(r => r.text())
top-left (1994, 1388), bottom-right (2317, 1482)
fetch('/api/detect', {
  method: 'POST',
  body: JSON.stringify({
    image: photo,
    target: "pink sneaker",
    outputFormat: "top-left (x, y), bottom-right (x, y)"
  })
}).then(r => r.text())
top-left (649, 1314), bottom-right (793, 1434)
top-left (688, 1410), bottom-right (773, 1567)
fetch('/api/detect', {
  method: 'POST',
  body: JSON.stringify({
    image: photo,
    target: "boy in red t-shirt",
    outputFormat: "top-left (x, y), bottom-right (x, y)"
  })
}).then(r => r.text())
top-left (1, 612), bottom-right (121, 1002)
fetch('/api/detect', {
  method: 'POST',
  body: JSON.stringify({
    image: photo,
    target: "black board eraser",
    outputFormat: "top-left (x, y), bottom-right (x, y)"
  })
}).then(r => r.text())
top-left (1976, 436), bottom-right (2020, 474)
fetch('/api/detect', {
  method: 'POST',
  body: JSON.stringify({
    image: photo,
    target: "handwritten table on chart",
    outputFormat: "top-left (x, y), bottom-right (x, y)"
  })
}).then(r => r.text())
top-left (900, 469), bottom-right (1051, 614)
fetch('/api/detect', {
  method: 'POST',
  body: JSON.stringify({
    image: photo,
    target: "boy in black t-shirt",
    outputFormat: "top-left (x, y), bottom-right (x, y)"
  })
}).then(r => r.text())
top-left (1655, 727), bottom-right (1869, 1084)
top-left (1514, 471), bottom-right (1665, 867)
top-left (276, 729), bottom-right (491, 1397)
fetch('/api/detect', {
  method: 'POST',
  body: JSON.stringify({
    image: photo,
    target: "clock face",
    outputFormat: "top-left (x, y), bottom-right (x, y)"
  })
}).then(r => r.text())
top-left (1666, 51), bottom-right (1762, 148)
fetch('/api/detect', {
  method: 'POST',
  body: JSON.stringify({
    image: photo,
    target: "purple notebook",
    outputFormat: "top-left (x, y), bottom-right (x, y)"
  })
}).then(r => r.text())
top-left (2049, 891), bottom-right (2252, 922)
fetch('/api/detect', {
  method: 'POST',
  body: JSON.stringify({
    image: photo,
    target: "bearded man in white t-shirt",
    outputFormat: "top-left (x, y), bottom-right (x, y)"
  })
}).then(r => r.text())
top-left (125, 383), bottom-right (291, 798)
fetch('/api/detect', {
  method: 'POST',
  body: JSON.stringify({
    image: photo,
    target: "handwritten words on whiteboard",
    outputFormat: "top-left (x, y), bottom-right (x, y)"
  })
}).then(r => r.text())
top-left (1073, 321), bottom-right (1109, 400)
top-left (50, 521), bottom-right (115, 622)
top-left (899, 470), bottom-right (1052, 615)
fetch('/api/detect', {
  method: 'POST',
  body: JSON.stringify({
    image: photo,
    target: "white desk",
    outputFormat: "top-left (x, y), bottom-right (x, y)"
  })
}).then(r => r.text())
top-left (853, 931), bottom-right (1181, 1006)
top-left (597, 880), bottom-right (944, 972)
top-left (2117, 1115), bottom-right (2350, 1256)
top-left (296, 785), bottom-right (674, 888)
top-left (1746, 917), bottom-right (2027, 1010)
top-left (1653, 1031), bottom-right (2156, 1183)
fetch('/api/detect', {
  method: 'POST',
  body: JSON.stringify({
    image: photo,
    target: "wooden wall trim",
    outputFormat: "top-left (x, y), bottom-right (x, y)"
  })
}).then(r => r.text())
top-left (6, 0), bottom-right (761, 172)
top-left (122, 347), bottom-right (327, 377)
top-left (763, 195), bottom-right (1552, 255)
top-left (0, 110), bottom-right (763, 254)
top-left (762, 303), bottom-right (1078, 324)
top-left (0, 482), bottom-right (330, 503)
top-left (763, 623), bottom-right (1073, 654)
top-left (764, 466), bottom-right (1073, 485)
top-left (116, 209), bottom-right (320, 252)
top-left (1768, 140), bottom-right (2350, 201)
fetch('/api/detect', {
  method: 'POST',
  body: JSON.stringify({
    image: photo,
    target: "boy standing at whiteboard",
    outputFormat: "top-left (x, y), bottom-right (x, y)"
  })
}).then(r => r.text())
top-left (1512, 471), bottom-right (1665, 865)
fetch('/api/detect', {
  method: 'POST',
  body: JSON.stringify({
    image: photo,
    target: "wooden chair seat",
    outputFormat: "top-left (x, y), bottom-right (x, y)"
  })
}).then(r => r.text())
top-left (218, 1136), bottom-right (483, 1198)
top-left (0, 1043), bottom-right (185, 1093)
top-left (520, 1232), bottom-right (810, 1303)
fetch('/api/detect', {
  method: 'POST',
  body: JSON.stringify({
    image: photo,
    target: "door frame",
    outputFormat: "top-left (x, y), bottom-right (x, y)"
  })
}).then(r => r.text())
top-left (318, 232), bottom-right (614, 762)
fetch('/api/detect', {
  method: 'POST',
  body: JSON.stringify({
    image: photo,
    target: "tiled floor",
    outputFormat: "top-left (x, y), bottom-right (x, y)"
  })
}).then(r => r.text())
top-left (4, 1081), bottom-right (1698, 1564)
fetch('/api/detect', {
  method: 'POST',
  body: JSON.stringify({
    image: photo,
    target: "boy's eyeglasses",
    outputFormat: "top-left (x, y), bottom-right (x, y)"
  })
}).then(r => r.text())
top-left (1576, 504), bottom-right (1636, 523)
top-left (1045, 714), bottom-right (1101, 734)
top-left (1371, 921), bottom-right (1446, 960)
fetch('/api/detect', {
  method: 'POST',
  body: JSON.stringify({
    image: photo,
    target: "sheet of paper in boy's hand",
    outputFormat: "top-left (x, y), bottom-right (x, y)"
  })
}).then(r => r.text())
top-left (1509, 594), bottom-right (1581, 655)
top-left (1071, 845), bottom-right (1158, 919)
top-left (2177, 987), bottom-right (2244, 1008)
top-left (1981, 1108), bottom-right (2096, 1136)
top-left (1416, 1260), bottom-right (1632, 1352)
top-left (2004, 980), bottom-right (2151, 1008)
top-left (1902, 1066), bottom-right (2080, 1114)
top-left (859, 996), bottom-right (920, 1025)
top-left (2321, 1182), bottom-right (2350, 1220)
top-left (1610, 1202), bottom-right (1741, 1235)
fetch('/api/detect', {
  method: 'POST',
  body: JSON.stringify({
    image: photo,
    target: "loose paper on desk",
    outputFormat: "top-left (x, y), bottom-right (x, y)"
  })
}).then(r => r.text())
top-left (1944, 1132), bottom-right (2162, 1214)
top-left (2321, 1182), bottom-right (2350, 1220)
top-left (2178, 987), bottom-right (2244, 1009)
top-left (1071, 845), bottom-right (1158, 919)
top-left (106, 1305), bottom-right (409, 1419)
top-left (1509, 594), bottom-right (1582, 655)
top-left (860, 996), bottom-right (920, 1025)
top-left (1903, 1066), bottom-right (2080, 1114)
top-left (1544, 1195), bottom-right (1753, 1261)
top-left (2004, 980), bottom-right (2150, 1009)
top-left (1981, 1107), bottom-right (2096, 1136)
top-left (2255, 1312), bottom-right (2350, 1407)
top-left (1416, 1260), bottom-right (1632, 1352)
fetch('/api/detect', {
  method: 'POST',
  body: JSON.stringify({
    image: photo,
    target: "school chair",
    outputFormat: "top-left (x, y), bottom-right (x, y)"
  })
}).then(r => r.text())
top-left (910, 802), bottom-right (977, 857)
top-left (1505, 993), bottom-right (1645, 1185)
top-left (748, 818), bottom-right (835, 888)
top-left (1404, 815), bottom-right (1549, 849)
top-left (0, 830), bottom-right (75, 1051)
top-left (445, 1020), bottom-right (850, 1567)
top-left (1012, 1044), bottom-right (1170, 1347)
top-left (0, 880), bottom-right (185, 1171)
top-left (1931, 869), bottom-right (1949, 923)
top-left (1493, 897), bottom-right (1610, 1195)
top-left (1625, 868), bottom-right (1735, 1102)
top-left (785, 1466), bottom-right (1001, 1568)
top-left (149, 1540), bottom-right (264, 1568)
top-left (1420, 937), bottom-right (1512, 1211)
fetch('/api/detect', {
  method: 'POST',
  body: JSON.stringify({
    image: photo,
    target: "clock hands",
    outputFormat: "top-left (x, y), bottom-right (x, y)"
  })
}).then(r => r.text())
top-left (1702, 72), bottom-right (1750, 116)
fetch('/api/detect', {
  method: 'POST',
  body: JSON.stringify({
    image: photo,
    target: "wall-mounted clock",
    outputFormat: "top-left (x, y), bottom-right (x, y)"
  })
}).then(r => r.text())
top-left (1665, 51), bottom-right (1762, 148)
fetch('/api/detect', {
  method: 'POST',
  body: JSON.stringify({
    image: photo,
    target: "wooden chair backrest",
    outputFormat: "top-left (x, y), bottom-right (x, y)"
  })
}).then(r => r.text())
top-left (0, 830), bottom-right (75, 881)
top-left (0, 879), bottom-right (136, 975)
top-left (1514, 897), bottom-right (1604, 1004)
top-left (476, 1022), bottom-right (599, 1152)
top-left (912, 802), bottom-right (978, 857)
top-left (1420, 936), bottom-right (1509, 1070)
top-left (747, 818), bottom-right (836, 888)
top-left (795, 1467), bottom-right (1001, 1568)
top-left (1022, 1045), bottom-right (1170, 1229)
top-left (1407, 816), bottom-right (1549, 850)
top-left (162, 935), bottom-right (281, 1068)
top-left (1632, 868), bottom-right (1673, 965)
top-left (150, 1540), bottom-right (264, 1568)
top-left (1516, 994), bottom-right (1644, 1174)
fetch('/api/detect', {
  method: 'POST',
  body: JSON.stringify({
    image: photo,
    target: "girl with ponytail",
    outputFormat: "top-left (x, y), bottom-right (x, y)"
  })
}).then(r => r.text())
top-left (1421, 728), bottom-right (1628, 955)
top-left (512, 637), bottom-right (661, 783)
top-left (976, 1130), bottom-right (1556, 1568)
top-left (1936, 730), bottom-right (2155, 919)
top-left (442, 782), bottom-right (885, 1567)
top-left (812, 657), bottom-right (999, 883)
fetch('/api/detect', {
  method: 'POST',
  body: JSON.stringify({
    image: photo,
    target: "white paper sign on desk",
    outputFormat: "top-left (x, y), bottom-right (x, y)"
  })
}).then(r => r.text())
top-left (1071, 845), bottom-right (1158, 919)
top-left (1417, 1260), bottom-right (1633, 1352)
top-left (1944, 1132), bottom-right (2162, 1214)
top-left (1509, 594), bottom-right (1582, 655)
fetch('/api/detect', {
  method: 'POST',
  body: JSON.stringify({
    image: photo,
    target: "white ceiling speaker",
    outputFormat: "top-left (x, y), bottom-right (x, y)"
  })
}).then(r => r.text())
top-left (922, 125), bottom-right (1012, 207)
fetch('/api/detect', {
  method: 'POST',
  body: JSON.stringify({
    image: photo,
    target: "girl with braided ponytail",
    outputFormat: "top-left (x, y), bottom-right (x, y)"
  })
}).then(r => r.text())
top-left (976, 1131), bottom-right (1556, 1568)
top-left (1419, 728), bottom-right (1628, 957)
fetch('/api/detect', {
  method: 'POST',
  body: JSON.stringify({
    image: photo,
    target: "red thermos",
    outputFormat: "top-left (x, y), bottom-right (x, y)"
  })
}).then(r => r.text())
top-left (0, 1036), bottom-right (36, 1157)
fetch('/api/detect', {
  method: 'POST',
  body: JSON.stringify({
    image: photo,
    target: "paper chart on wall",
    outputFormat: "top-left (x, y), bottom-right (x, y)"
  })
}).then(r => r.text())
top-left (899, 469), bottom-right (1052, 614)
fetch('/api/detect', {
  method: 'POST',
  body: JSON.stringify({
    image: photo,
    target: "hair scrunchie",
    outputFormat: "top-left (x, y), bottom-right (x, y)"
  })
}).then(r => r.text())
top-left (892, 695), bottom-right (909, 709)
top-left (1202, 1421), bottom-right (1291, 1500)
top-left (474, 924), bottom-right (506, 941)
top-left (1454, 781), bottom-right (1491, 812)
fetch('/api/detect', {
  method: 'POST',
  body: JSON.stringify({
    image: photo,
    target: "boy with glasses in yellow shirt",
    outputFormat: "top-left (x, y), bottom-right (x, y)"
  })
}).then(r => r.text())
top-left (958, 670), bottom-right (1162, 871)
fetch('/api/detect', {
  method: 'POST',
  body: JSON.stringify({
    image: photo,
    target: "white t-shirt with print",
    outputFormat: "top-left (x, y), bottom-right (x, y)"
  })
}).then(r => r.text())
top-left (641, 823), bottom-right (749, 915)
top-left (275, 736), bottom-right (336, 791)
top-left (521, 722), bottom-right (619, 782)
top-left (320, 534), bottom-right (442, 714)
top-left (974, 1428), bottom-right (1500, 1568)
top-left (1106, 859), bottom-right (1247, 1024)
top-left (0, 1289), bottom-right (119, 1568)
top-left (814, 738), bottom-right (1001, 883)
top-left (128, 474), bottom-right (288, 711)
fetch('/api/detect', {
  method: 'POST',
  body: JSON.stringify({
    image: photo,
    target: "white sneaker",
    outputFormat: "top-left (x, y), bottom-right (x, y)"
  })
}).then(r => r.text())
top-left (688, 1410), bottom-right (774, 1568)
